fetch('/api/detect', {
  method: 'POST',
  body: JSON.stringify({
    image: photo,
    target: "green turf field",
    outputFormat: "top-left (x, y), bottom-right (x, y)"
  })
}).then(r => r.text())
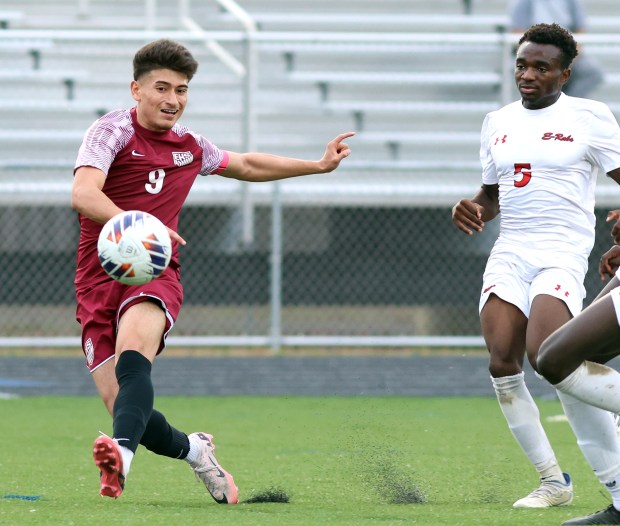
top-left (0, 396), bottom-right (612, 525)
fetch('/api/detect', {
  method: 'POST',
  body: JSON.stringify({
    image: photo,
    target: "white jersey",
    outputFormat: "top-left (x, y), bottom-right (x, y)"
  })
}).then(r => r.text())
top-left (481, 93), bottom-right (620, 272)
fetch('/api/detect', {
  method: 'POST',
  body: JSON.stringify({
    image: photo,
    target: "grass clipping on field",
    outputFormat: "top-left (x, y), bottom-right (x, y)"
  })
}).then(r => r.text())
top-left (243, 486), bottom-right (290, 504)
top-left (364, 447), bottom-right (428, 505)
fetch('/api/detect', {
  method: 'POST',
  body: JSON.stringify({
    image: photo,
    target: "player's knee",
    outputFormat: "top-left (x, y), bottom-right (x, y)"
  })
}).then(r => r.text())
top-left (536, 340), bottom-right (560, 382)
top-left (488, 356), bottom-right (522, 378)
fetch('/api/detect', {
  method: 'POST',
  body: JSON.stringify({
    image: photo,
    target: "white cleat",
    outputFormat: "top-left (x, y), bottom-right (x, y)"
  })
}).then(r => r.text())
top-left (513, 473), bottom-right (573, 508)
top-left (188, 432), bottom-right (238, 504)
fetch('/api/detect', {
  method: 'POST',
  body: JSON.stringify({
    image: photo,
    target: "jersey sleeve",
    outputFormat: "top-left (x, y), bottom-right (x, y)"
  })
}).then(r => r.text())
top-left (585, 106), bottom-right (620, 175)
top-left (74, 110), bottom-right (132, 175)
top-left (195, 135), bottom-right (229, 176)
top-left (480, 113), bottom-right (498, 185)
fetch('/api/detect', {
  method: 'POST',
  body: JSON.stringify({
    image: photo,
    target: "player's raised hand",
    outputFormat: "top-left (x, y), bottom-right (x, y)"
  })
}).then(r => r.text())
top-left (319, 132), bottom-right (355, 172)
top-left (452, 199), bottom-right (485, 235)
top-left (607, 209), bottom-right (620, 244)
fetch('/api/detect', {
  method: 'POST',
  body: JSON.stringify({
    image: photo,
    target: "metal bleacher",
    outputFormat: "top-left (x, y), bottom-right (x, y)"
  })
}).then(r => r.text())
top-left (3, 0), bottom-right (620, 207)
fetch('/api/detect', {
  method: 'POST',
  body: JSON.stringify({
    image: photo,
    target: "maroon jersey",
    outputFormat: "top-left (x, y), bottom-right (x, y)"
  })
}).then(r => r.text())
top-left (74, 107), bottom-right (228, 290)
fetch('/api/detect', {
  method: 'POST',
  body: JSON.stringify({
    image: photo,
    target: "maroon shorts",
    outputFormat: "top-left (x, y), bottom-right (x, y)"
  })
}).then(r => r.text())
top-left (75, 266), bottom-right (183, 372)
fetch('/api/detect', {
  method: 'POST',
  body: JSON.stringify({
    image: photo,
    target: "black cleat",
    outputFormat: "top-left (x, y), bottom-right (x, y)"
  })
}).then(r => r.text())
top-left (562, 504), bottom-right (620, 525)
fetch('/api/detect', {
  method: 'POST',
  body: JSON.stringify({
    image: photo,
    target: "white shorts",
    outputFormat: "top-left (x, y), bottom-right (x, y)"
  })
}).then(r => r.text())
top-left (479, 245), bottom-right (586, 318)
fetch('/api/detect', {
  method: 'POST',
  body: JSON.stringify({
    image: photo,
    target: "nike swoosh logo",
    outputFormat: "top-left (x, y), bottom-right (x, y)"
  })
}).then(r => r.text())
top-left (132, 150), bottom-right (145, 157)
top-left (208, 456), bottom-right (226, 478)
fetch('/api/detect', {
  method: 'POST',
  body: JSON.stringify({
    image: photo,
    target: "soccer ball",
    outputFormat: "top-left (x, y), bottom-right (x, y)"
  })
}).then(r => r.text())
top-left (97, 210), bottom-right (172, 285)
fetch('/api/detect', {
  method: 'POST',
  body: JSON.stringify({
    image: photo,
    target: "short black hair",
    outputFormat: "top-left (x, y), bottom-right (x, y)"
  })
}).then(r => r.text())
top-left (518, 23), bottom-right (578, 69)
top-left (133, 39), bottom-right (199, 81)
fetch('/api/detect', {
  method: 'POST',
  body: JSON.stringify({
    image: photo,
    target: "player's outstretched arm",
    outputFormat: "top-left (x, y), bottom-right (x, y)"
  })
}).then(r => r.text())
top-left (220, 132), bottom-right (355, 182)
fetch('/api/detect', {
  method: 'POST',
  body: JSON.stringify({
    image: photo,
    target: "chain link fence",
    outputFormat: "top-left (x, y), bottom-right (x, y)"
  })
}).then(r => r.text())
top-left (0, 200), bottom-right (616, 346)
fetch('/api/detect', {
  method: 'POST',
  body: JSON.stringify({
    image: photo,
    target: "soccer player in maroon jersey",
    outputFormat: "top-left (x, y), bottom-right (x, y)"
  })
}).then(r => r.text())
top-left (71, 38), bottom-right (354, 502)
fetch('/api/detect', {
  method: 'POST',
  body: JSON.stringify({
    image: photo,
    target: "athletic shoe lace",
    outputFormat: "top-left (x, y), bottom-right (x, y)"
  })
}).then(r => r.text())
top-left (527, 479), bottom-right (566, 498)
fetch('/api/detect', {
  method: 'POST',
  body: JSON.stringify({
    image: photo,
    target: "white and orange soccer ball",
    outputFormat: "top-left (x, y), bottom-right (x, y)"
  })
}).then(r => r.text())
top-left (97, 210), bottom-right (172, 285)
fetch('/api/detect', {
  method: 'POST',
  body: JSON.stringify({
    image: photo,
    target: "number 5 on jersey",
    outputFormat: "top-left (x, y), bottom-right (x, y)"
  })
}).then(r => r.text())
top-left (514, 163), bottom-right (531, 188)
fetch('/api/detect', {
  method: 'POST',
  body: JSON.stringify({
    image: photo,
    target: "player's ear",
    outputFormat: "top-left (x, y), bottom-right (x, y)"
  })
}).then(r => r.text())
top-left (130, 80), bottom-right (141, 102)
top-left (560, 67), bottom-right (571, 87)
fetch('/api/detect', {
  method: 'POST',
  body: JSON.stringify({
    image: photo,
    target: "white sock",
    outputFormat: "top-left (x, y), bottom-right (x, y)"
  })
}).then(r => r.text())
top-left (556, 385), bottom-right (620, 508)
top-left (184, 434), bottom-right (202, 465)
top-left (556, 361), bottom-right (620, 412)
top-left (492, 373), bottom-right (563, 480)
top-left (557, 390), bottom-right (620, 478)
top-left (118, 444), bottom-right (134, 476)
top-left (602, 471), bottom-right (620, 511)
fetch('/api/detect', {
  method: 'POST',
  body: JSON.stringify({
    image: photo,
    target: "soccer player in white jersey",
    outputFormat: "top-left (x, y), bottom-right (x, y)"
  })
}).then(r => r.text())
top-left (452, 23), bottom-right (620, 511)
top-left (71, 39), bottom-right (354, 501)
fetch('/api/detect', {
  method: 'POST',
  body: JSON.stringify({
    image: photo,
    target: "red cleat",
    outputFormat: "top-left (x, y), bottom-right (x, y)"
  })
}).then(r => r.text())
top-left (93, 435), bottom-right (125, 498)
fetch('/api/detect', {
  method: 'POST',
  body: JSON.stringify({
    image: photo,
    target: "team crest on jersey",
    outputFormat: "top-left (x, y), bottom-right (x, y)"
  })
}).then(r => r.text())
top-left (172, 151), bottom-right (194, 167)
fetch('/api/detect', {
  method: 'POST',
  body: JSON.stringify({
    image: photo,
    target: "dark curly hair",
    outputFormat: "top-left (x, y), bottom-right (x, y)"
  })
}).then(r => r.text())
top-left (518, 23), bottom-right (578, 69)
top-left (133, 39), bottom-right (199, 81)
